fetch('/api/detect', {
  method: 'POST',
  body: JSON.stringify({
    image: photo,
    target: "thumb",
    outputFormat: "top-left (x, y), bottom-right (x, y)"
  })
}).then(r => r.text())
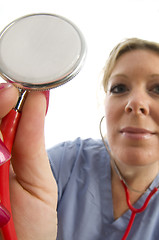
top-left (12, 91), bottom-right (52, 188)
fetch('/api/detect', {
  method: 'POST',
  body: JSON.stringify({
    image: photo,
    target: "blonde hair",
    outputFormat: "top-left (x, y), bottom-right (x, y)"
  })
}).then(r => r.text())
top-left (103, 38), bottom-right (159, 92)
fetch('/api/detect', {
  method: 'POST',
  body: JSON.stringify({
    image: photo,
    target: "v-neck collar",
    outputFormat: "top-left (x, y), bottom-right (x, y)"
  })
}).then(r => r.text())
top-left (101, 155), bottom-right (159, 231)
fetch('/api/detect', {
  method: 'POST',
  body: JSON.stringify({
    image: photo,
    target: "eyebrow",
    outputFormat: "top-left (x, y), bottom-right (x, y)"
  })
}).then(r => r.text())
top-left (110, 73), bottom-right (159, 79)
top-left (150, 74), bottom-right (159, 78)
top-left (109, 73), bottom-right (128, 79)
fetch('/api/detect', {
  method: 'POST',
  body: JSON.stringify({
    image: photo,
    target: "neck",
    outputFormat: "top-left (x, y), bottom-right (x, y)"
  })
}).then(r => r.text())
top-left (111, 159), bottom-right (159, 219)
top-left (111, 158), bottom-right (159, 193)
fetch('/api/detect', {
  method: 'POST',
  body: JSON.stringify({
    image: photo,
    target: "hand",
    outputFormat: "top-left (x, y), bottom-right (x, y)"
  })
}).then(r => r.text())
top-left (0, 83), bottom-right (57, 240)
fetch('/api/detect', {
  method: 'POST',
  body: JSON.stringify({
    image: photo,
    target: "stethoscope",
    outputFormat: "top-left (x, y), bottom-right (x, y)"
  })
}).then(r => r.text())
top-left (121, 180), bottom-right (157, 239)
top-left (0, 13), bottom-right (87, 240)
top-left (99, 116), bottom-right (159, 240)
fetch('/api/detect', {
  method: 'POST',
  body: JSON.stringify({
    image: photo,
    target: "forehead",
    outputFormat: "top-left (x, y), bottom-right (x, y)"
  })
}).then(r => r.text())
top-left (111, 49), bottom-right (159, 76)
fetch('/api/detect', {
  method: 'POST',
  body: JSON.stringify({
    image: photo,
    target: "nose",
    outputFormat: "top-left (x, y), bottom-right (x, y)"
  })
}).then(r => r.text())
top-left (125, 92), bottom-right (149, 115)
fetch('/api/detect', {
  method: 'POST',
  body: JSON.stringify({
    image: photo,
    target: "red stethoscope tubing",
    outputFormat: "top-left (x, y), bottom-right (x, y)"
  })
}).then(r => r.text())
top-left (0, 109), bottom-right (21, 239)
top-left (121, 180), bottom-right (158, 240)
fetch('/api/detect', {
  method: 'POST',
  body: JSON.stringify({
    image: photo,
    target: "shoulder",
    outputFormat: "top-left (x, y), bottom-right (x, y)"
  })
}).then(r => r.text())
top-left (48, 137), bottom-right (108, 167)
top-left (48, 138), bottom-right (110, 205)
top-left (47, 137), bottom-right (109, 182)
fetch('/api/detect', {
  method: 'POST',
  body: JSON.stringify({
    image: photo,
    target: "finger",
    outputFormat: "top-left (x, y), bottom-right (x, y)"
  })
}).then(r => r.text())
top-left (0, 83), bottom-right (19, 118)
top-left (42, 90), bottom-right (50, 115)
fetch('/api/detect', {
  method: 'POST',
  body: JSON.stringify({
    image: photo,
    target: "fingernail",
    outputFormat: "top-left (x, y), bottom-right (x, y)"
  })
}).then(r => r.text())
top-left (0, 139), bottom-right (11, 166)
top-left (0, 83), bottom-right (12, 90)
top-left (0, 203), bottom-right (11, 227)
top-left (41, 90), bottom-right (50, 115)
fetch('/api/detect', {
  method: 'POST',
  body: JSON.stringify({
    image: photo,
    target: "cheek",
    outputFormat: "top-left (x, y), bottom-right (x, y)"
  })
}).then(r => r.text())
top-left (152, 106), bottom-right (159, 126)
top-left (104, 98), bottom-right (112, 120)
top-left (104, 98), bottom-right (123, 147)
top-left (105, 99), bottom-right (119, 128)
top-left (104, 101), bottom-right (116, 141)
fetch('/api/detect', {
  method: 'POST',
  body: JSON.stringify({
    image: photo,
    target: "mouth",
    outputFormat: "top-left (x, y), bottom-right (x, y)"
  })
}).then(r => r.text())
top-left (120, 127), bottom-right (155, 140)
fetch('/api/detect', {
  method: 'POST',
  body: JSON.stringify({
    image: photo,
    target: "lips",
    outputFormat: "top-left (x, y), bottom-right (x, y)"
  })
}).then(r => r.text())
top-left (120, 127), bottom-right (154, 140)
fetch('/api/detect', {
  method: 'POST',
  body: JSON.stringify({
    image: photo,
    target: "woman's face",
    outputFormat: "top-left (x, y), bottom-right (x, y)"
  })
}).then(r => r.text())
top-left (105, 49), bottom-right (159, 167)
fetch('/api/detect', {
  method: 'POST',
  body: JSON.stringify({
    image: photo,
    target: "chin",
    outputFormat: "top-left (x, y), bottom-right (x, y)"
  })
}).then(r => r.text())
top-left (111, 148), bottom-right (157, 167)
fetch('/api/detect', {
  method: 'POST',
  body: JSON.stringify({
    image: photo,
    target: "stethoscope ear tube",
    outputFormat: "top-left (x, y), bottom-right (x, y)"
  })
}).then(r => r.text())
top-left (121, 180), bottom-right (158, 240)
top-left (0, 92), bottom-right (27, 239)
top-left (0, 109), bottom-right (21, 240)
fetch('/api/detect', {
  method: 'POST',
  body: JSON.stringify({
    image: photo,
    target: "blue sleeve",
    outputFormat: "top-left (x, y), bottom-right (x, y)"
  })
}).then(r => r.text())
top-left (47, 138), bottom-right (81, 203)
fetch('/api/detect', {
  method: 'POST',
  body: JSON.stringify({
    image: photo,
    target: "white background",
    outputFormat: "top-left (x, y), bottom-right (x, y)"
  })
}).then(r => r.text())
top-left (0, 0), bottom-right (159, 148)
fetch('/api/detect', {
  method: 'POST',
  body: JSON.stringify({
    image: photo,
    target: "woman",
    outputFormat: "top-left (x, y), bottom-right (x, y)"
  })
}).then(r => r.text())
top-left (1, 37), bottom-right (159, 239)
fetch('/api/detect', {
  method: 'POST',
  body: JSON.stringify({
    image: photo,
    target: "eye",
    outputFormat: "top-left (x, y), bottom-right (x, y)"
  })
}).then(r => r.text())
top-left (151, 84), bottom-right (159, 95)
top-left (109, 84), bottom-right (128, 94)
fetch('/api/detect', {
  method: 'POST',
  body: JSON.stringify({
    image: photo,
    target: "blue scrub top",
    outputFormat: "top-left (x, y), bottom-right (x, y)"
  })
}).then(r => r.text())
top-left (48, 138), bottom-right (159, 240)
